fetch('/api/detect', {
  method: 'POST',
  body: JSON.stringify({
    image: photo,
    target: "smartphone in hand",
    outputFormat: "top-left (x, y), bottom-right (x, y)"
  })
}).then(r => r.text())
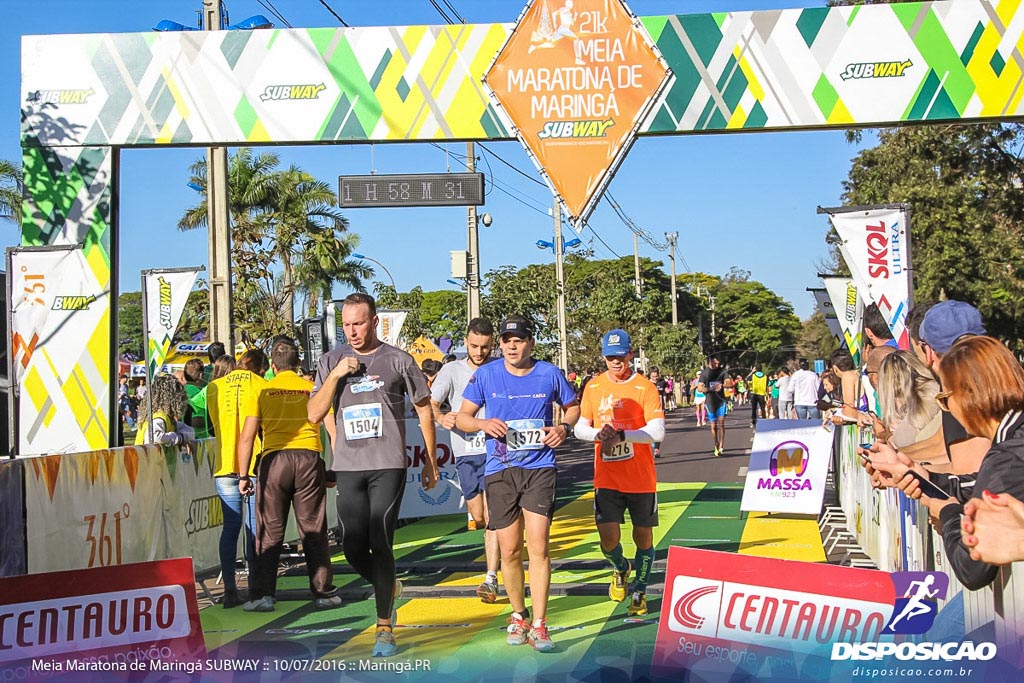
top-left (902, 470), bottom-right (951, 500)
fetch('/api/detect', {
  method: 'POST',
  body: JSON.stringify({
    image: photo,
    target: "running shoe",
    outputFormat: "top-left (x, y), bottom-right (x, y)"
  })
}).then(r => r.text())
top-left (372, 627), bottom-right (397, 657)
top-left (222, 589), bottom-right (244, 609)
top-left (654, 448), bottom-right (661, 458)
top-left (506, 613), bottom-right (530, 646)
top-left (476, 578), bottom-right (499, 603)
top-left (609, 561), bottom-right (631, 602)
top-left (242, 596), bottom-right (275, 612)
top-left (628, 591), bottom-right (648, 616)
top-left (529, 620), bottom-right (556, 652)
top-left (314, 595), bottom-right (343, 609)
top-left (714, 447), bottom-right (721, 457)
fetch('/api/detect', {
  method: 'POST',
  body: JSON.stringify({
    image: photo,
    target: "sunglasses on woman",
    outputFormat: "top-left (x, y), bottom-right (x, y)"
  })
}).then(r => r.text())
top-left (935, 390), bottom-right (952, 412)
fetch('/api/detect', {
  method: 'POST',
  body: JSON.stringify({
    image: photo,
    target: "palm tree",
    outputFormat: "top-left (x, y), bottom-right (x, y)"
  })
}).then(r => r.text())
top-left (178, 148), bottom-right (279, 236)
top-left (264, 166), bottom-right (369, 323)
top-left (0, 160), bottom-right (24, 227)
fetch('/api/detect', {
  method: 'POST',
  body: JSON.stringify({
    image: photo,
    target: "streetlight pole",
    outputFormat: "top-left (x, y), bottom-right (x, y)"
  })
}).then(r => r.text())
top-left (205, 0), bottom-right (233, 349)
top-left (352, 253), bottom-right (396, 291)
top-left (666, 231), bottom-right (678, 326)
top-left (466, 143), bottom-right (481, 322)
top-left (553, 201), bottom-right (568, 372)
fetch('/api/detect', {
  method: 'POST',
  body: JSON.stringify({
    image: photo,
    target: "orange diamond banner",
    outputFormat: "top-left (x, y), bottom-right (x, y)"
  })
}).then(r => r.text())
top-left (485, 0), bottom-right (668, 223)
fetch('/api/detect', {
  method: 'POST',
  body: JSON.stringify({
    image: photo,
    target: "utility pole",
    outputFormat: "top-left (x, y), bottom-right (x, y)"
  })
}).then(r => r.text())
top-left (554, 201), bottom-right (568, 371)
top-left (632, 231), bottom-right (646, 370)
top-left (205, 0), bottom-right (233, 348)
top-left (466, 142), bottom-right (481, 323)
top-left (709, 295), bottom-right (717, 348)
top-left (666, 232), bottom-right (678, 326)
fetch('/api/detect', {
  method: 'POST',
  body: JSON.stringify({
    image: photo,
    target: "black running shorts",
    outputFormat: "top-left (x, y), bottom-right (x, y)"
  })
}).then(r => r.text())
top-left (594, 488), bottom-right (659, 527)
top-left (485, 466), bottom-right (557, 530)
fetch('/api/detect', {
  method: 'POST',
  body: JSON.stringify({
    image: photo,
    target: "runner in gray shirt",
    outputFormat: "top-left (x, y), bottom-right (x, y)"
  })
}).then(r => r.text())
top-left (308, 292), bottom-right (438, 658)
top-left (430, 317), bottom-right (501, 603)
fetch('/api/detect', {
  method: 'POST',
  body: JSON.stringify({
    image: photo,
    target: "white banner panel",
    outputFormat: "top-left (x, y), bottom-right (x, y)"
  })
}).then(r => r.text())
top-left (9, 246), bottom-right (109, 456)
top-left (822, 275), bottom-right (865, 365)
top-left (377, 311), bottom-right (408, 348)
top-left (810, 288), bottom-right (842, 346)
top-left (24, 445), bottom-right (166, 573)
top-left (161, 440), bottom-right (223, 575)
top-left (143, 268), bottom-right (201, 378)
top-left (399, 417), bottom-right (465, 519)
top-left (827, 207), bottom-right (911, 348)
top-left (740, 420), bottom-right (833, 515)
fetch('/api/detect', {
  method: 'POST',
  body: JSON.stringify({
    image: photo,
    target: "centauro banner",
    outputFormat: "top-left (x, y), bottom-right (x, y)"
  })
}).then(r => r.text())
top-left (7, 245), bottom-right (108, 456)
top-left (484, 0), bottom-right (669, 224)
top-left (822, 275), bottom-right (865, 366)
top-left (824, 206), bottom-right (911, 349)
top-left (142, 268), bottom-right (201, 379)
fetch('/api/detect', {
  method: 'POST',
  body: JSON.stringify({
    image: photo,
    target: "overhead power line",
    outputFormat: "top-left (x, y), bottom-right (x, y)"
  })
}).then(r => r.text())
top-left (316, 0), bottom-right (350, 26)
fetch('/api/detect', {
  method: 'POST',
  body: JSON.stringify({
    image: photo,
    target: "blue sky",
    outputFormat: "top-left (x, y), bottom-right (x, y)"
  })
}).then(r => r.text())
top-left (1, 0), bottom-right (870, 320)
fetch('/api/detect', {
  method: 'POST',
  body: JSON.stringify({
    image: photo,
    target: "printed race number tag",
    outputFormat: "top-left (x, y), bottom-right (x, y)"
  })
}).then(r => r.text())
top-left (465, 430), bottom-right (487, 455)
top-left (601, 440), bottom-right (634, 462)
top-left (506, 419), bottom-right (545, 451)
top-left (343, 403), bottom-right (383, 441)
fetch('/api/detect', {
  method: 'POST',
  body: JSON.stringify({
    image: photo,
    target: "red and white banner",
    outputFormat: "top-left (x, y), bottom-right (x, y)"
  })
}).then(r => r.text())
top-left (8, 245), bottom-right (109, 456)
top-left (653, 547), bottom-right (895, 680)
top-left (0, 557), bottom-right (205, 671)
top-left (399, 418), bottom-right (465, 518)
top-left (824, 206), bottom-right (911, 348)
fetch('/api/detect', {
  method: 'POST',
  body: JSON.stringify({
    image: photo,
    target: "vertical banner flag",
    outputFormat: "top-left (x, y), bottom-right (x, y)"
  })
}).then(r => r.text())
top-left (8, 245), bottom-right (107, 456)
top-left (822, 206), bottom-right (911, 348)
top-left (377, 310), bottom-right (409, 348)
top-left (484, 0), bottom-right (670, 227)
top-left (822, 276), bottom-right (864, 366)
top-left (740, 420), bottom-right (834, 515)
top-left (142, 268), bottom-right (201, 380)
top-left (809, 288), bottom-right (842, 346)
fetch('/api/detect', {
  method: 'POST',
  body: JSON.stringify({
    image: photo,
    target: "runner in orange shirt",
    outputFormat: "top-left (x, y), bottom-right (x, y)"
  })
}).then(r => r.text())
top-left (574, 329), bottom-right (665, 616)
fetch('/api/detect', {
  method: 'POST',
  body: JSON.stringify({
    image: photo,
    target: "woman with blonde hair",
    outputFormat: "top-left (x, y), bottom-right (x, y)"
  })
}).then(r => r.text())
top-left (876, 350), bottom-right (942, 451)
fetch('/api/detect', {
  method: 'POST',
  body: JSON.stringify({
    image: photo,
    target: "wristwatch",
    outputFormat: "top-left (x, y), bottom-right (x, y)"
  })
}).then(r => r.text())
top-left (617, 429), bottom-right (627, 443)
top-left (559, 422), bottom-right (572, 436)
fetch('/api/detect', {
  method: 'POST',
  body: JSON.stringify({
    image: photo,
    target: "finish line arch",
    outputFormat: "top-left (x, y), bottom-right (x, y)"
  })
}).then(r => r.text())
top-left (16, 0), bottom-right (1024, 453)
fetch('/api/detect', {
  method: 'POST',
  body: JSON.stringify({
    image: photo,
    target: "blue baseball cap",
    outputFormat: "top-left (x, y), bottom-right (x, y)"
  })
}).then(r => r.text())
top-left (601, 329), bottom-right (632, 356)
top-left (920, 300), bottom-right (986, 354)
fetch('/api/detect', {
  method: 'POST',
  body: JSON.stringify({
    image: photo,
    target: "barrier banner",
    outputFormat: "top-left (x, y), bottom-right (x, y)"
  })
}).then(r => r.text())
top-left (0, 557), bottom-right (205, 674)
top-left (399, 418), bottom-right (465, 519)
top-left (8, 245), bottom-right (109, 456)
top-left (823, 206), bottom-right (911, 349)
top-left (484, 0), bottom-right (670, 225)
top-left (740, 420), bottom-right (833, 515)
top-left (24, 446), bottom-right (166, 573)
top-left (162, 440), bottom-right (222, 575)
top-left (142, 267), bottom-right (201, 379)
top-left (652, 546), bottom-right (895, 680)
top-left (0, 460), bottom-right (26, 577)
top-left (822, 276), bottom-right (864, 366)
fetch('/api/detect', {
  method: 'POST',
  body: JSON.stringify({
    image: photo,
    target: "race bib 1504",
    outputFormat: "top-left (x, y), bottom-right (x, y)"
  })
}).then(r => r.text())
top-left (343, 403), bottom-right (383, 441)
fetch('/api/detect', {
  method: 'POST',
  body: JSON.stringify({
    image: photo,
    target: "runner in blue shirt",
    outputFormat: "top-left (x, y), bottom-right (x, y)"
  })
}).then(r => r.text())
top-left (456, 314), bottom-right (579, 653)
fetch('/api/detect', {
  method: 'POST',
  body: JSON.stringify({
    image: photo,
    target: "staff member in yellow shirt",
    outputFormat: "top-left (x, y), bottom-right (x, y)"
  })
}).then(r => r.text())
top-left (207, 349), bottom-right (268, 609)
top-left (237, 338), bottom-right (340, 612)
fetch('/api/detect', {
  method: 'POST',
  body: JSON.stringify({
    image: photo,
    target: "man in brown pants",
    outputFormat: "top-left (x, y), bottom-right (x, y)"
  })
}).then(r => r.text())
top-left (237, 338), bottom-right (340, 611)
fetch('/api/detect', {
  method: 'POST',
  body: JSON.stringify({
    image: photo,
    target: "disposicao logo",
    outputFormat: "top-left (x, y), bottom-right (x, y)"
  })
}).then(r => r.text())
top-left (260, 83), bottom-right (327, 101)
top-left (51, 295), bottom-right (96, 311)
top-left (883, 572), bottom-right (948, 635)
top-left (840, 60), bottom-right (912, 80)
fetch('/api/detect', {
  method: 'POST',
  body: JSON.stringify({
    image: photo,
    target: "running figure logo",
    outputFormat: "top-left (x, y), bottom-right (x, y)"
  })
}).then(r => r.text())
top-left (883, 572), bottom-right (949, 634)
